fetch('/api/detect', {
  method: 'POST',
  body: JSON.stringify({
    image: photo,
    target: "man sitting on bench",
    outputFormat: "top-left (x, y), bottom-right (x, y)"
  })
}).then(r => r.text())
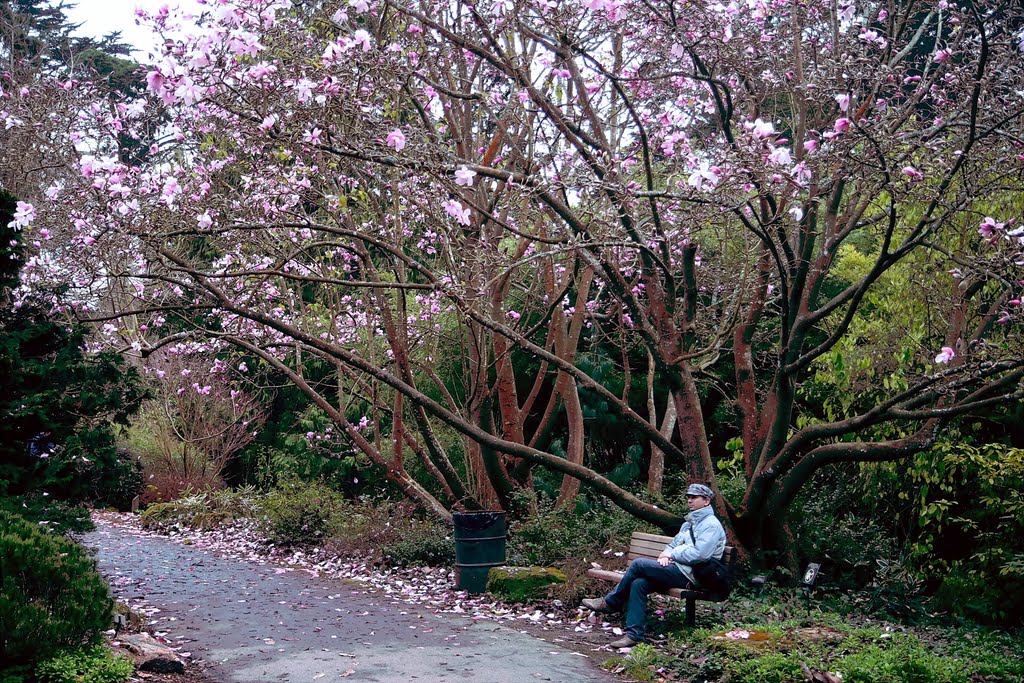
top-left (582, 483), bottom-right (726, 648)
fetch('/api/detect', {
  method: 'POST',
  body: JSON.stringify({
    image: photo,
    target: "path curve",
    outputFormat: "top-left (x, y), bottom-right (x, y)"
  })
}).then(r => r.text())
top-left (82, 518), bottom-right (620, 683)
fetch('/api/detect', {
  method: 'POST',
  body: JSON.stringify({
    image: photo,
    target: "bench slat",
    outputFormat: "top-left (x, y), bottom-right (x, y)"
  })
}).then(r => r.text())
top-left (628, 540), bottom-right (668, 555)
top-left (627, 549), bottom-right (666, 561)
top-left (631, 532), bottom-right (674, 544)
top-left (628, 536), bottom-right (736, 565)
top-left (586, 568), bottom-right (625, 583)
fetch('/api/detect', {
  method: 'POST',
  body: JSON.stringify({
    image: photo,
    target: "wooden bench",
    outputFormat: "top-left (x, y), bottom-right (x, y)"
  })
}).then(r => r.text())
top-left (586, 531), bottom-right (736, 626)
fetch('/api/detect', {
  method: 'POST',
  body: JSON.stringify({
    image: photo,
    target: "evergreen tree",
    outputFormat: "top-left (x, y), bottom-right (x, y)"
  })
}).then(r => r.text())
top-left (0, 190), bottom-right (147, 522)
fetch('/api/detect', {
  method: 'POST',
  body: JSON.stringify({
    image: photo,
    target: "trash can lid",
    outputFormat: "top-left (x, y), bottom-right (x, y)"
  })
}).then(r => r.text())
top-left (453, 511), bottom-right (505, 531)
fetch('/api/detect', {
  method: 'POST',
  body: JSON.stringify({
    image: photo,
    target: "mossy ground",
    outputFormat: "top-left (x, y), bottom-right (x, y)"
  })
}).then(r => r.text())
top-left (599, 589), bottom-right (1024, 683)
top-left (486, 566), bottom-right (567, 603)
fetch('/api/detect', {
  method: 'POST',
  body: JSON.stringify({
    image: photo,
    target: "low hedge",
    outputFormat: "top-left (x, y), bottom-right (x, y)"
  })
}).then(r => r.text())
top-left (0, 511), bottom-right (113, 666)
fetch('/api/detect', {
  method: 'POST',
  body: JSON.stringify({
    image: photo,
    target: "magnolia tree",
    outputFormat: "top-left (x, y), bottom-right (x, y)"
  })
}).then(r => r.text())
top-left (139, 347), bottom-right (267, 494)
top-left (3, 0), bottom-right (1024, 554)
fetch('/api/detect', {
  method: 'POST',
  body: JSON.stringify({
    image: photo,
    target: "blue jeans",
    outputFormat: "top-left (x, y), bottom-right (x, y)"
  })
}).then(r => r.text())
top-left (603, 558), bottom-right (691, 641)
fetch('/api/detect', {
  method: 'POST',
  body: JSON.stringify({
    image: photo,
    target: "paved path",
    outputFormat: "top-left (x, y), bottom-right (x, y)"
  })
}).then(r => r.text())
top-left (82, 520), bottom-right (619, 683)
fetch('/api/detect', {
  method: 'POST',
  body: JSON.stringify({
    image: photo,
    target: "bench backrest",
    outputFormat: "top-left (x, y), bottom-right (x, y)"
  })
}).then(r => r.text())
top-left (628, 531), bottom-right (735, 568)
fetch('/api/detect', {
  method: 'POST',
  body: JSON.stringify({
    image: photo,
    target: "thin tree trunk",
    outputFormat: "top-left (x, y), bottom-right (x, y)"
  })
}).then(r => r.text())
top-left (647, 349), bottom-right (677, 495)
top-left (555, 373), bottom-right (585, 505)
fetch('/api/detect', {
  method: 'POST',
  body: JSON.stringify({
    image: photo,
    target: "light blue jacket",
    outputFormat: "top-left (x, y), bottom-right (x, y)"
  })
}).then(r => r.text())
top-left (664, 506), bottom-right (726, 585)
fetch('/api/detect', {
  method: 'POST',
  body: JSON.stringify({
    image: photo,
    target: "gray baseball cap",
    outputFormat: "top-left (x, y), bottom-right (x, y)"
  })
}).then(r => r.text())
top-left (686, 483), bottom-right (714, 499)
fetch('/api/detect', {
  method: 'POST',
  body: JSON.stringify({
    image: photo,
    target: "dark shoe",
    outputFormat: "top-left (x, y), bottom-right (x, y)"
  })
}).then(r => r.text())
top-left (610, 635), bottom-right (638, 649)
top-left (582, 597), bottom-right (613, 613)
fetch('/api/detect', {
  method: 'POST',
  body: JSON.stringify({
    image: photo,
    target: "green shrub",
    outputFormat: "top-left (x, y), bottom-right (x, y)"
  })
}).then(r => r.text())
top-left (88, 448), bottom-right (143, 512)
top-left (669, 648), bottom-right (725, 682)
top-left (381, 530), bottom-right (454, 566)
top-left (35, 646), bottom-right (134, 683)
top-left (0, 511), bottom-right (112, 667)
top-left (138, 490), bottom-right (217, 532)
top-left (486, 566), bottom-right (566, 603)
top-left (316, 498), bottom-right (454, 565)
top-left (256, 478), bottom-right (346, 546)
top-left (139, 486), bottom-right (265, 533)
top-left (507, 492), bottom-right (643, 567)
top-left (0, 495), bottom-right (93, 535)
top-left (0, 666), bottom-right (31, 683)
top-left (723, 651), bottom-right (804, 683)
top-left (945, 629), bottom-right (1024, 682)
top-left (835, 638), bottom-right (969, 683)
top-left (208, 485), bottom-right (262, 518)
top-left (138, 501), bottom-right (180, 530)
top-left (790, 467), bottom-right (899, 588)
top-left (931, 565), bottom-right (1024, 626)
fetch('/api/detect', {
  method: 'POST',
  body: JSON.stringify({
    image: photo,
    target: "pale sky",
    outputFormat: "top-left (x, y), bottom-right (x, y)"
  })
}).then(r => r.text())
top-left (65, 0), bottom-right (199, 61)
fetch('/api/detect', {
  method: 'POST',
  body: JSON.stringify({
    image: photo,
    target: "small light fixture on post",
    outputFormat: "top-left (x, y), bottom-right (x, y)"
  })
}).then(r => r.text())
top-left (801, 563), bottom-right (821, 616)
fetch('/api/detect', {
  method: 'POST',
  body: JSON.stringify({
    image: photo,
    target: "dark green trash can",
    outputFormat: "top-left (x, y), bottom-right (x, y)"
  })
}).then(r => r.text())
top-left (453, 511), bottom-right (507, 593)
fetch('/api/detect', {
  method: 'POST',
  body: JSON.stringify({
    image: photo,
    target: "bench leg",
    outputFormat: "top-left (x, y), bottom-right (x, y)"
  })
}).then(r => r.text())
top-left (685, 598), bottom-right (695, 627)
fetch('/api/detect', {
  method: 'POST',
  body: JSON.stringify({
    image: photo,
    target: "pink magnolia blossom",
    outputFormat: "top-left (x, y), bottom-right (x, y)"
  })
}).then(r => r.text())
top-left (902, 166), bottom-right (923, 181)
top-left (260, 114), bottom-right (278, 131)
top-left (454, 165), bottom-right (476, 186)
top-left (352, 29), bottom-right (372, 52)
top-left (386, 129), bottom-right (406, 151)
top-left (833, 118), bottom-right (852, 134)
top-left (769, 147), bottom-right (792, 166)
top-left (145, 71), bottom-right (165, 94)
top-left (174, 77), bottom-right (203, 105)
top-left (161, 178), bottom-right (180, 202)
top-left (791, 161), bottom-right (812, 186)
top-left (442, 199), bottom-right (471, 225)
top-left (248, 62), bottom-right (277, 80)
top-left (687, 162), bottom-right (720, 191)
top-left (934, 346), bottom-right (956, 364)
top-left (322, 40), bottom-right (345, 65)
top-left (749, 118), bottom-right (776, 139)
top-left (197, 211), bottom-right (214, 229)
top-left (8, 201), bottom-right (35, 230)
top-left (835, 93), bottom-right (850, 111)
top-left (859, 29), bottom-right (887, 48)
top-left (978, 216), bottom-right (1004, 237)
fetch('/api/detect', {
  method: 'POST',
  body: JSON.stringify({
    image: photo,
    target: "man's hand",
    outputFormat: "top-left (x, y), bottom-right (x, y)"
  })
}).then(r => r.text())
top-left (657, 553), bottom-right (672, 567)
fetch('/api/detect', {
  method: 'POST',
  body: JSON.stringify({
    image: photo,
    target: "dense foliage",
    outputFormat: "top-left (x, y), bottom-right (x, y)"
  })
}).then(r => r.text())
top-left (0, 191), bottom-right (147, 514)
top-left (34, 646), bottom-right (134, 683)
top-left (0, 511), bottom-right (113, 668)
